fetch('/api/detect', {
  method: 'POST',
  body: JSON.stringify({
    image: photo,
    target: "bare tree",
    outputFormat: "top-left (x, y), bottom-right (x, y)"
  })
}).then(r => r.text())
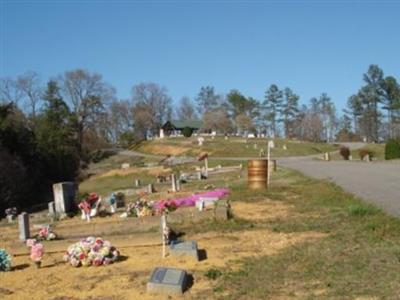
top-left (16, 71), bottom-right (42, 118)
top-left (106, 99), bottom-right (133, 143)
top-left (0, 77), bottom-right (23, 105)
top-left (202, 108), bottom-right (233, 134)
top-left (176, 96), bottom-right (197, 121)
top-left (59, 69), bottom-right (116, 153)
top-left (131, 82), bottom-right (172, 135)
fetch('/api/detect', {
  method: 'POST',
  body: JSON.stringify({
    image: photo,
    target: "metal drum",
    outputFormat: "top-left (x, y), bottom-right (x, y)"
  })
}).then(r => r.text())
top-left (248, 159), bottom-right (268, 189)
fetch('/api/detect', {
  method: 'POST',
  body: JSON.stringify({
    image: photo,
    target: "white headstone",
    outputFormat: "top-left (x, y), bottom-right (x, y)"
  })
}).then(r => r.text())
top-left (197, 137), bottom-right (204, 146)
top-left (147, 184), bottom-right (153, 194)
top-left (121, 163), bottom-right (130, 169)
top-left (159, 128), bottom-right (165, 139)
top-left (135, 179), bottom-right (141, 187)
top-left (171, 174), bottom-right (177, 192)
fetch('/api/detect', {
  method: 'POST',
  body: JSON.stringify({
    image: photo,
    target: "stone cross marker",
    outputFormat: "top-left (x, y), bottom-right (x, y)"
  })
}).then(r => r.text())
top-left (147, 267), bottom-right (188, 295)
top-left (170, 240), bottom-right (199, 261)
top-left (18, 212), bottom-right (30, 241)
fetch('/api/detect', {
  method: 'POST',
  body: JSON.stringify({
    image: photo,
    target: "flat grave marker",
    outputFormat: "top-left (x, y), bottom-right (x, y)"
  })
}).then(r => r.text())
top-left (170, 240), bottom-right (199, 261)
top-left (147, 267), bottom-right (188, 295)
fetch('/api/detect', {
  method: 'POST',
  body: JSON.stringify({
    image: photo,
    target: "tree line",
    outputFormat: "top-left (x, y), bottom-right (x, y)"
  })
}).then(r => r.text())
top-left (1, 65), bottom-right (399, 214)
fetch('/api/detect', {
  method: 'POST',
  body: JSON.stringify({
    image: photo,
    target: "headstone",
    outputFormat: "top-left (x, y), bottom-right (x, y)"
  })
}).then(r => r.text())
top-left (283, 144), bottom-right (287, 150)
top-left (147, 184), bottom-right (154, 194)
top-left (176, 179), bottom-right (181, 192)
top-left (147, 267), bottom-right (188, 295)
top-left (121, 163), bottom-right (130, 169)
top-left (349, 155), bottom-right (353, 161)
top-left (171, 174), bottom-right (177, 192)
top-left (18, 212), bottom-right (30, 241)
top-left (364, 154), bottom-right (370, 162)
top-left (53, 182), bottom-right (76, 214)
top-left (197, 137), bottom-right (204, 146)
top-left (214, 200), bottom-right (230, 221)
top-left (196, 197), bottom-right (218, 210)
top-left (225, 135), bottom-right (228, 140)
top-left (324, 152), bottom-right (330, 161)
top-left (6, 215), bottom-right (15, 223)
top-left (197, 171), bottom-right (202, 180)
top-left (159, 128), bottom-right (165, 139)
top-left (170, 240), bottom-right (199, 261)
top-left (135, 179), bottom-right (141, 187)
top-left (48, 201), bottom-right (55, 216)
top-left (254, 143), bottom-right (258, 149)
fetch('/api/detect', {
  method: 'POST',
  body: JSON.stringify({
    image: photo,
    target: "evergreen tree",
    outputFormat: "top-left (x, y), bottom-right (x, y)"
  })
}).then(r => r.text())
top-left (264, 84), bottom-right (283, 137)
top-left (281, 87), bottom-right (299, 138)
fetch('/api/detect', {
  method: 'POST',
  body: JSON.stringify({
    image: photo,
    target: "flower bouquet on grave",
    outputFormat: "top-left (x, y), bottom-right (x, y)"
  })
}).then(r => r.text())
top-left (26, 239), bottom-right (44, 268)
top-left (63, 237), bottom-right (120, 267)
top-left (0, 248), bottom-right (12, 271)
top-left (35, 225), bottom-right (57, 241)
top-left (5, 207), bottom-right (17, 222)
top-left (157, 200), bottom-right (178, 215)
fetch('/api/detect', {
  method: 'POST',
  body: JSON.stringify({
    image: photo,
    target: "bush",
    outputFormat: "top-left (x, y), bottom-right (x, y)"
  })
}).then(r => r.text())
top-left (339, 146), bottom-right (351, 160)
top-left (182, 126), bottom-right (193, 137)
top-left (385, 139), bottom-right (400, 160)
top-left (359, 148), bottom-right (374, 160)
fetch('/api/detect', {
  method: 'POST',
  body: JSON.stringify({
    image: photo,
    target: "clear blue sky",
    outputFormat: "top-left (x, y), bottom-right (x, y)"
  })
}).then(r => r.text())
top-left (1, 0), bottom-right (399, 112)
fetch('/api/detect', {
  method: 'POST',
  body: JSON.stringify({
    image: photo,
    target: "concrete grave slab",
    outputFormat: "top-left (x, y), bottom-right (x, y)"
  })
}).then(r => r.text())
top-left (147, 267), bottom-right (188, 295)
top-left (170, 240), bottom-right (199, 261)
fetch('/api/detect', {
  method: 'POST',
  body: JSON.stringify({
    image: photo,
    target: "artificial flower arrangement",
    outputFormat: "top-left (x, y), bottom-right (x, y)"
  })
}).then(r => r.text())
top-left (35, 225), bottom-right (57, 241)
top-left (5, 207), bottom-right (17, 217)
top-left (0, 248), bottom-right (12, 271)
top-left (63, 237), bottom-right (120, 267)
top-left (122, 199), bottom-right (154, 218)
top-left (26, 239), bottom-right (44, 268)
top-left (157, 200), bottom-right (178, 215)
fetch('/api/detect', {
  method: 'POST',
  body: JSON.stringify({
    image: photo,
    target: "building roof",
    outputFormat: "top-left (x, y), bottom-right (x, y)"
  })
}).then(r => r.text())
top-left (163, 120), bottom-right (202, 130)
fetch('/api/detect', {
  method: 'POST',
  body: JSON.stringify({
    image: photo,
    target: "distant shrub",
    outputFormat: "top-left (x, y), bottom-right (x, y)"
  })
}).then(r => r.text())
top-left (182, 126), bottom-right (193, 137)
top-left (385, 139), bottom-right (400, 160)
top-left (359, 148), bottom-right (374, 160)
top-left (339, 146), bottom-right (351, 160)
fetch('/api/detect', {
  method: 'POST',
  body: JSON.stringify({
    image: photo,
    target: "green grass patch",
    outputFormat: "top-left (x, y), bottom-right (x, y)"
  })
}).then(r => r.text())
top-left (214, 169), bottom-right (400, 299)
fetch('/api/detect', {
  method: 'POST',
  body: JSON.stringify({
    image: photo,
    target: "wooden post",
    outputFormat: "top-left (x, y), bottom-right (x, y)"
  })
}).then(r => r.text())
top-left (161, 215), bottom-right (167, 258)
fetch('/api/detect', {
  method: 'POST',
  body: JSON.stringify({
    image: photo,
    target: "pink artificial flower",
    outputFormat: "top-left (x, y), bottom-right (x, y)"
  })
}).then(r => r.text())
top-left (30, 243), bottom-right (44, 262)
top-left (26, 239), bottom-right (36, 247)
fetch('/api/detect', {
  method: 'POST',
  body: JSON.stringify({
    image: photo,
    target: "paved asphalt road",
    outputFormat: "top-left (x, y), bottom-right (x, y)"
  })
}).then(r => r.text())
top-left (278, 157), bottom-right (400, 217)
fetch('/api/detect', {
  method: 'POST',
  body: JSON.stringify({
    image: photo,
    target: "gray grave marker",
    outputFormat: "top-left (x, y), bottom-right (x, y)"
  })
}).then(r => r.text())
top-left (18, 212), bottom-right (30, 241)
top-left (170, 240), bottom-right (199, 261)
top-left (53, 182), bottom-right (76, 214)
top-left (147, 183), bottom-right (153, 194)
top-left (48, 201), bottom-right (55, 216)
top-left (135, 179), bottom-right (141, 187)
top-left (147, 267), bottom-right (188, 295)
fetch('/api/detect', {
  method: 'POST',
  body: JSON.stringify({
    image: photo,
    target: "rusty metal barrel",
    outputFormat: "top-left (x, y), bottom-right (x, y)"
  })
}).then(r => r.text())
top-left (248, 159), bottom-right (268, 189)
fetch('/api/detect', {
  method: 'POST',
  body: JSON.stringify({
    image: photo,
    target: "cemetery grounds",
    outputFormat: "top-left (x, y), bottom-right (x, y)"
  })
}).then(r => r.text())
top-left (1, 154), bottom-right (400, 299)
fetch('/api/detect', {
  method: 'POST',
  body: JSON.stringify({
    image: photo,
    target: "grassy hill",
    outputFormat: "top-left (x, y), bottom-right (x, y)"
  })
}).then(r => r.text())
top-left (132, 136), bottom-right (339, 158)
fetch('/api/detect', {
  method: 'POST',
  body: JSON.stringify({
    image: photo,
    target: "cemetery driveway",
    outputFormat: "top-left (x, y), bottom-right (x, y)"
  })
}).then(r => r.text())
top-left (278, 157), bottom-right (400, 218)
